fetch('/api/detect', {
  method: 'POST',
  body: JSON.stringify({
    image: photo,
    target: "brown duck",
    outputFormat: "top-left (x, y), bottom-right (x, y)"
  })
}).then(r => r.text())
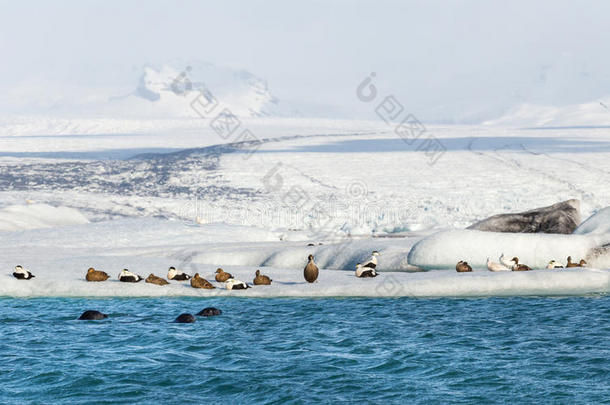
top-left (86, 267), bottom-right (110, 282)
top-left (191, 273), bottom-right (215, 289)
top-left (566, 256), bottom-right (587, 268)
top-left (304, 254), bottom-right (319, 283)
top-left (215, 268), bottom-right (233, 282)
top-left (455, 261), bottom-right (472, 272)
top-left (253, 269), bottom-right (272, 285)
top-left (511, 257), bottom-right (531, 271)
top-left (145, 274), bottom-right (169, 286)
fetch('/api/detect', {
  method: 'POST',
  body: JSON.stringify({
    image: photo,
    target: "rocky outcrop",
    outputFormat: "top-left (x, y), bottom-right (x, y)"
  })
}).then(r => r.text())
top-left (467, 200), bottom-right (580, 234)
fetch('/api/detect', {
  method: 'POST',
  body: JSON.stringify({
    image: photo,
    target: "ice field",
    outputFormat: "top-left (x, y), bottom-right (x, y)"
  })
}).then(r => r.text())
top-left (0, 117), bottom-right (609, 297)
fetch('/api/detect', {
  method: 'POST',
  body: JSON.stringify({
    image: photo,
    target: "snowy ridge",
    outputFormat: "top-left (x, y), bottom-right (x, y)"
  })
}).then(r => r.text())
top-left (484, 97), bottom-right (610, 127)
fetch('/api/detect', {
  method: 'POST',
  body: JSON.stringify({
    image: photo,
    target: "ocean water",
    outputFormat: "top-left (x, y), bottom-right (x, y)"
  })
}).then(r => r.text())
top-left (1, 296), bottom-right (609, 404)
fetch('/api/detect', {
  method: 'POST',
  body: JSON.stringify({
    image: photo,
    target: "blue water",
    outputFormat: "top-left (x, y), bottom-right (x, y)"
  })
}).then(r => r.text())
top-left (1, 296), bottom-right (609, 404)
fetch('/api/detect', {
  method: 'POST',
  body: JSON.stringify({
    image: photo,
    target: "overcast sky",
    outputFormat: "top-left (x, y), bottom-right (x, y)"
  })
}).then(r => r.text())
top-left (1, 0), bottom-right (609, 121)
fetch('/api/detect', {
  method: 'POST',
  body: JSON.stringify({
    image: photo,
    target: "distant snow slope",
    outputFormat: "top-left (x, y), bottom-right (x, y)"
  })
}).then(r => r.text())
top-left (484, 97), bottom-right (610, 127)
top-left (0, 204), bottom-right (89, 231)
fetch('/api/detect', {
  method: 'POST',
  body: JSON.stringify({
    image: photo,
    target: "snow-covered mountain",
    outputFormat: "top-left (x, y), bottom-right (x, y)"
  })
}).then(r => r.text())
top-left (121, 62), bottom-right (293, 118)
top-left (1, 61), bottom-right (297, 119)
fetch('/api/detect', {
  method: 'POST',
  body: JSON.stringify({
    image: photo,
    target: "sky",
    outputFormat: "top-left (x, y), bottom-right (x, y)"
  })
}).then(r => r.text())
top-left (1, 0), bottom-right (609, 122)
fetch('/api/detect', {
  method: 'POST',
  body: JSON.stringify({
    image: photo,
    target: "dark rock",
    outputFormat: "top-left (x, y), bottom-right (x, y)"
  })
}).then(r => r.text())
top-left (467, 200), bottom-right (580, 234)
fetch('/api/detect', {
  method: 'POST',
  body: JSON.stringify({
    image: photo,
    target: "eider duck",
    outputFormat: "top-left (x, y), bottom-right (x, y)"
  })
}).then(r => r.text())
top-left (304, 254), bottom-right (319, 283)
top-left (360, 251), bottom-right (380, 270)
top-left (215, 268), bottom-right (233, 282)
top-left (355, 263), bottom-right (378, 278)
top-left (499, 253), bottom-right (515, 269)
top-left (253, 269), bottom-right (272, 285)
top-left (226, 278), bottom-right (250, 290)
top-left (86, 267), bottom-right (110, 282)
top-left (167, 266), bottom-right (190, 281)
top-left (145, 274), bottom-right (169, 286)
top-left (486, 258), bottom-right (510, 272)
top-left (455, 261), bottom-right (473, 273)
top-left (566, 256), bottom-right (587, 268)
top-left (546, 260), bottom-right (564, 269)
top-left (12, 265), bottom-right (35, 280)
top-left (511, 257), bottom-right (531, 271)
top-left (118, 269), bottom-right (143, 283)
top-left (190, 273), bottom-right (214, 289)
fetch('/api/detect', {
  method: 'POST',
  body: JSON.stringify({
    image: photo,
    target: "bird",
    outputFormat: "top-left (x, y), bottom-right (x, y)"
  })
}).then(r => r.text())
top-left (455, 261), bottom-right (473, 272)
top-left (145, 274), bottom-right (169, 285)
top-left (118, 269), bottom-right (143, 282)
top-left (511, 257), bottom-right (531, 271)
top-left (253, 270), bottom-right (272, 285)
top-left (499, 253), bottom-right (515, 268)
top-left (355, 263), bottom-right (378, 277)
top-left (190, 273), bottom-right (215, 289)
top-left (167, 266), bottom-right (190, 281)
top-left (12, 265), bottom-right (35, 280)
top-left (225, 278), bottom-right (250, 290)
top-left (304, 254), bottom-right (319, 283)
top-left (215, 268), bottom-right (233, 282)
top-left (360, 251), bottom-right (380, 270)
top-left (546, 260), bottom-right (564, 269)
top-left (486, 258), bottom-right (510, 272)
top-left (86, 267), bottom-right (110, 282)
top-left (566, 256), bottom-right (587, 268)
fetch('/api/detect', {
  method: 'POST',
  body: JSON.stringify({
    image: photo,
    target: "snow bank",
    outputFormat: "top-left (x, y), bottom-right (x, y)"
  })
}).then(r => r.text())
top-left (0, 261), bottom-right (608, 298)
top-left (0, 204), bottom-right (89, 232)
top-left (407, 229), bottom-right (610, 270)
top-left (574, 207), bottom-right (610, 235)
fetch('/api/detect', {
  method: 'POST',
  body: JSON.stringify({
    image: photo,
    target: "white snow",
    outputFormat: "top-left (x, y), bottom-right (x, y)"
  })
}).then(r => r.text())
top-left (1, 116), bottom-right (609, 298)
top-left (0, 204), bottom-right (89, 231)
top-left (408, 229), bottom-right (610, 270)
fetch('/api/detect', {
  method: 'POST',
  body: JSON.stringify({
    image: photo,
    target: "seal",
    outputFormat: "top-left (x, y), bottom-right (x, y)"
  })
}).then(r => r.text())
top-left (174, 313), bottom-right (196, 323)
top-left (304, 254), bottom-right (319, 283)
top-left (145, 274), bottom-right (169, 285)
top-left (118, 269), bottom-right (143, 282)
top-left (86, 267), bottom-right (110, 282)
top-left (253, 269), bottom-right (272, 285)
top-left (215, 268), bottom-right (233, 282)
top-left (190, 273), bottom-right (215, 289)
top-left (197, 307), bottom-right (222, 317)
top-left (167, 266), bottom-right (190, 281)
top-left (455, 261), bottom-right (473, 272)
top-left (12, 265), bottom-right (35, 280)
top-left (78, 310), bottom-right (108, 320)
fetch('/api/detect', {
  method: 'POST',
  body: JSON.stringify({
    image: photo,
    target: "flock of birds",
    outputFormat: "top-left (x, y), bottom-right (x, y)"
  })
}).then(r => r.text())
top-left (11, 250), bottom-right (587, 290)
top-left (9, 251), bottom-right (382, 287)
top-left (456, 254), bottom-right (587, 273)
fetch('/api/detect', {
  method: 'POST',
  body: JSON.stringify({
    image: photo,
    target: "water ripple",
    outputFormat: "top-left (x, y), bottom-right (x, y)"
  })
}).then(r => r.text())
top-left (0, 296), bottom-right (609, 403)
